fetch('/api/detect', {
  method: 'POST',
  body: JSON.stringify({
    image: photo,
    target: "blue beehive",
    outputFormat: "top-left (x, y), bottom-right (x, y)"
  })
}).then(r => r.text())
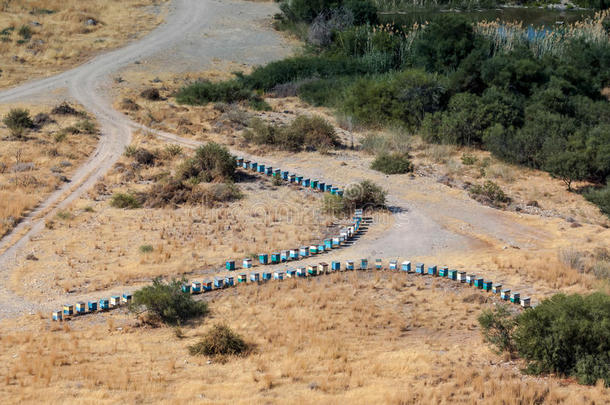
top-left (257, 164), bottom-right (265, 173)
top-left (299, 246), bottom-right (309, 257)
top-left (483, 281), bottom-right (493, 291)
top-left (251, 162), bottom-right (258, 172)
top-left (500, 289), bottom-right (511, 300)
top-left (273, 168), bottom-right (281, 177)
top-left (310, 245), bottom-right (318, 255)
top-left (510, 292), bottom-right (520, 304)
top-left (290, 249), bottom-right (299, 260)
top-left (325, 184), bottom-right (333, 192)
top-left (122, 293), bottom-right (132, 304)
top-left (295, 176), bottom-right (303, 183)
top-left (274, 271), bottom-right (284, 280)
top-left (243, 160), bottom-right (250, 169)
top-left (337, 189), bottom-right (344, 197)
top-left (289, 174), bottom-right (296, 183)
top-left (52, 311), bottom-right (62, 321)
top-left (282, 171), bottom-right (289, 180)
top-left (99, 298), bottom-right (110, 310)
top-left (439, 266), bottom-right (449, 277)
top-left (297, 267), bottom-right (307, 277)
top-left (466, 274), bottom-right (476, 286)
top-left (271, 252), bottom-right (280, 264)
top-left (182, 284), bottom-right (191, 294)
top-left (428, 265), bottom-right (438, 276)
top-left (389, 260), bottom-right (398, 270)
top-left (87, 301), bottom-right (98, 312)
top-left (448, 270), bottom-right (458, 280)
top-left (375, 259), bottom-right (383, 269)
top-left (238, 273), bottom-right (247, 283)
top-left (360, 258), bottom-right (368, 270)
top-left (318, 182), bottom-right (325, 191)
top-left (250, 272), bottom-right (260, 282)
top-left (302, 178), bottom-right (310, 187)
top-left (492, 283), bottom-right (502, 294)
top-left (332, 261), bottom-right (341, 271)
top-left (214, 278), bottom-right (224, 289)
top-left (224, 276), bottom-right (234, 287)
top-left (458, 271), bottom-right (467, 283)
top-left (226, 260), bottom-right (236, 271)
top-left (330, 187), bottom-right (338, 195)
top-left (259, 253), bottom-right (269, 265)
top-left (287, 269), bottom-right (297, 278)
top-left (63, 304), bottom-right (74, 316)
top-left (203, 281), bottom-right (213, 291)
top-left (324, 239), bottom-right (332, 249)
top-left (311, 180), bottom-right (318, 189)
top-left (265, 166), bottom-right (273, 176)
top-left (307, 265), bottom-right (316, 276)
top-left (521, 297), bottom-right (531, 308)
top-left (236, 157), bottom-right (244, 167)
top-left (318, 244), bottom-right (325, 253)
top-left (243, 258), bottom-right (253, 269)
top-left (191, 281), bottom-right (202, 294)
top-left (416, 263), bottom-right (425, 274)
top-left (346, 260), bottom-right (354, 270)
top-left (75, 302), bottom-right (86, 315)
top-left (332, 237), bottom-right (340, 247)
top-left (474, 278), bottom-right (484, 289)
top-left (402, 261), bottom-right (412, 272)
top-left (262, 272), bottom-right (272, 281)
top-left (281, 250), bottom-right (289, 262)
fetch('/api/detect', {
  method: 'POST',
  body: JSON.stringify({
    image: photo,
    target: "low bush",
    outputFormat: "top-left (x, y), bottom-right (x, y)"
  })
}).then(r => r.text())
top-left (140, 87), bottom-right (161, 101)
top-left (324, 180), bottom-right (386, 215)
top-left (145, 179), bottom-right (242, 208)
top-left (110, 192), bottom-right (141, 209)
top-left (243, 115), bottom-right (339, 152)
top-left (17, 25), bottom-right (32, 40)
top-left (371, 153), bottom-right (413, 174)
top-left (188, 324), bottom-right (250, 357)
top-left (479, 292), bottom-right (610, 387)
top-left (3, 108), bottom-right (34, 138)
top-left (51, 102), bottom-right (80, 115)
top-left (139, 244), bottom-right (154, 253)
top-left (461, 153), bottom-right (478, 165)
top-left (468, 180), bottom-right (510, 207)
top-left (133, 148), bottom-right (156, 166)
top-left (584, 184), bottom-right (610, 218)
top-left (175, 80), bottom-right (252, 105)
top-left (176, 143), bottom-right (236, 183)
top-left (131, 277), bottom-right (208, 325)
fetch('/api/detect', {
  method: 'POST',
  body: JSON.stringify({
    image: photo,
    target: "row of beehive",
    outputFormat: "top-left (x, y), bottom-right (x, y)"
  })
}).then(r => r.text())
top-left (179, 258), bottom-right (531, 308)
top-left (235, 157), bottom-right (345, 196)
top-left (52, 293), bottom-right (132, 321)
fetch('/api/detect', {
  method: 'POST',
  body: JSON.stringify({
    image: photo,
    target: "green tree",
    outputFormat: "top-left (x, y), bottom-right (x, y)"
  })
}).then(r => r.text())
top-left (3, 108), bottom-right (34, 138)
top-left (478, 305), bottom-right (518, 354)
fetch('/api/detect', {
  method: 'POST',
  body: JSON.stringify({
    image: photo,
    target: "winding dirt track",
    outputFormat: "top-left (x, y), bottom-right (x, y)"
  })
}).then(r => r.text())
top-left (0, 0), bottom-right (548, 317)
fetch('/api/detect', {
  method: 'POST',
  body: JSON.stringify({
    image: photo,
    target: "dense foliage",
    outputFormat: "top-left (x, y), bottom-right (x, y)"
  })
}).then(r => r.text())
top-left (371, 152), bottom-right (414, 174)
top-left (479, 293), bottom-right (610, 386)
top-left (3, 108), bottom-right (34, 138)
top-left (131, 277), bottom-right (209, 325)
top-left (176, 142), bottom-right (236, 183)
top-left (188, 324), bottom-right (250, 357)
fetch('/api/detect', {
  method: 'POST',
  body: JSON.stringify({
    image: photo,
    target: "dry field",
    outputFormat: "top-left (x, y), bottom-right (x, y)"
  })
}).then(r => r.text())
top-left (0, 102), bottom-right (98, 238)
top-left (0, 0), bottom-right (168, 88)
top-left (8, 131), bottom-right (371, 303)
top-left (1, 272), bottom-right (608, 404)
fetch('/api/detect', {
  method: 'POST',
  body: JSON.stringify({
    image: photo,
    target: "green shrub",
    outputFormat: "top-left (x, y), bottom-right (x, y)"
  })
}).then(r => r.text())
top-left (461, 153), bottom-right (478, 165)
top-left (17, 25), bottom-right (32, 40)
top-left (139, 244), bottom-right (154, 253)
top-left (131, 277), bottom-right (208, 325)
top-left (176, 143), bottom-right (236, 183)
top-left (468, 180), bottom-right (510, 207)
top-left (175, 80), bottom-right (252, 105)
top-left (188, 324), bottom-right (250, 357)
top-left (371, 153), bottom-right (413, 174)
top-left (478, 305), bottom-right (517, 354)
top-left (110, 193), bottom-right (141, 209)
top-left (56, 210), bottom-right (74, 221)
top-left (343, 180), bottom-right (386, 211)
top-left (584, 184), bottom-right (610, 218)
top-left (163, 144), bottom-right (183, 159)
top-left (322, 193), bottom-right (347, 216)
top-left (3, 108), bottom-right (34, 138)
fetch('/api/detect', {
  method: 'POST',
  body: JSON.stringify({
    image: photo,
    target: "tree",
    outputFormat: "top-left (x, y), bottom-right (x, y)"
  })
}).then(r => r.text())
top-left (544, 150), bottom-right (588, 191)
top-left (478, 305), bottom-right (518, 354)
top-left (3, 108), bottom-right (33, 138)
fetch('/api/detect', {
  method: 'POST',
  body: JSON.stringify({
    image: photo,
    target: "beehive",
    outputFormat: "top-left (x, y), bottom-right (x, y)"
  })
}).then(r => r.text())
top-left (474, 278), bottom-right (484, 289)
top-left (324, 239), bottom-right (333, 249)
top-left (271, 252), bottom-right (280, 264)
top-left (250, 272), bottom-right (260, 282)
top-left (290, 249), bottom-right (299, 260)
top-left (281, 250), bottom-right (289, 262)
top-left (375, 259), bottom-right (383, 269)
top-left (243, 258), bottom-right (253, 269)
top-left (317, 244), bottom-right (325, 253)
top-left (265, 166), bottom-right (273, 176)
top-left (243, 160), bottom-right (250, 169)
top-left (310, 245), bottom-right (318, 255)
top-left (325, 184), bottom-right (333, 192)
top-left (203, 281), bottom-right (213, 291)
top-left (302, 178), bottom-right (310, 187)
top-left (251, 162), bottom-right (258, 171)
top-left (110, 296), bottom-right (120, 307)
top-left (346, 260), bottom-right (354, 270)
top-left (510, 292), bottom-right (520, 304)
top-left (330, 187), bottom-right (338, 195)
top-left (262, 272), bottom-right (272, 281)
top-left (289, 174), bottom-right (296, 183)
top-left (299, 246), bottom-right (309, 257)
top-left (318, 182), bottom-right (325, 191)
top-left (492, 283), bottom-right (503, 294)
top-left (226, 260), bottom-right (236, 271)
top-left (448, 269), bottom-right (458, 280)
top-left (224, 276), bottom-right (234, 287)
top-left (238, 273), bottom-right (247, 283)
top-left (428, 265), bottom-right (438, 276)
top-left (99, 299), bottom-right (110, 310)
top-left (297, 267), bottom-right (307, 278)
top-left (307, 265), bottom-right (316, 276)
top-left (457, 271), bottom-right (467, 282)
top-left (311, 180), bottom-right (318, 189)
top-left (332, 261), bottom-right (341, 271)
top-left (319, 262), bottom-right (329, 274)
top-left (466, 274), bottom-right (476, 285)
top-left (258, 164), bottom-right (265, 173)
top-left (332, 237), bottom-right (340, 247)
top-left (389, 260), bottom-right (398, 270)
top-left (259, 253), bottom-right (268, 265)
top-left (282, 171), bottom-right (289, 180)
top-left (273, 169), bottom-right (281, 177)
top-left (75, 302), bottom-right (87, 314)
top-left (191, 281), bottom-right (202, 294)
top-left (121, 293), bottom-right (132, 304)
top-left (521, 297), bottom-right (531, 308)
top-left (274, 271), bottom-right (284, 280)
top-left (295, 176), bottom-right (303, 184)
top-left (214, 278), bottom-right (224, 289)
top-left (402, 261), bottom-right (412, 272)
top-left (483, 281), bottom-right (493, 291)
top-left (52, 311), bottom-right (62, 321)
top-left (286, 269), bottom-right (297, 278)
top-left (360, 258), bottom-right (368, 270)
top-left (501, 289), bottom-right (511, 300)
top-left (63, 304), bottom-right (74, 316)
top-left (439, 266), bottom-right (449, 277)
top-left (416, 263), bottom-right (425, 274)
top-left (87, 301), bottom-right (98, 312)
top-left (236, 157), bottom-right (244, 167)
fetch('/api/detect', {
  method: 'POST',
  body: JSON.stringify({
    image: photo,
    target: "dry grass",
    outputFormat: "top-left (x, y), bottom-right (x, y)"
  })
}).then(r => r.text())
top-left (0, 0), bottom-right (168, 88)
top-left (0, 273), bottom-right (607, 404)
top-left (0, 102), bottom-right (98, 237)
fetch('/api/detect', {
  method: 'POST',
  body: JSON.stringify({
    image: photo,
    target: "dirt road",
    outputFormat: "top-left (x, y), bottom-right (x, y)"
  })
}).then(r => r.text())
top-left (0, 0), bottom-right (551, 317)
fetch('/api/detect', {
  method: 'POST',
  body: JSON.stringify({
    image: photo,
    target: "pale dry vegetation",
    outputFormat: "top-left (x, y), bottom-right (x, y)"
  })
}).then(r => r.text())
top-left (0, 273), bottom-right (607, 404)
top-left (0, 102), bottom-right (98, 238)
top-left (0, 0), bottom-right (168, 88)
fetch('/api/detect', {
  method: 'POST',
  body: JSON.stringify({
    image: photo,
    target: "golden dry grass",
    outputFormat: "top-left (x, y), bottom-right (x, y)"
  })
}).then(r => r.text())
top-left (0, 0), bottom-right (168, 88)
top-left (0, 272), bottom-right (607, 404)
top-left (0, 102), bottom-right (98, 237)
top-left (9, 132), bottom-right (359, 302)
